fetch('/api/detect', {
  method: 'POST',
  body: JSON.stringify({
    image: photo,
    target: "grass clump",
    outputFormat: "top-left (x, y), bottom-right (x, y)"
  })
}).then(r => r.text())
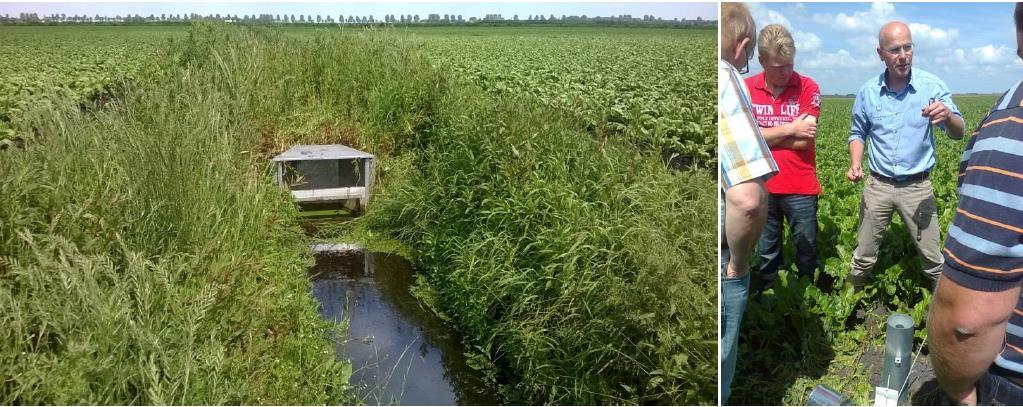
top-left (369, 75), bottom-right (718, 405)
top-left (0, 70), bottom-right (352, 404)
top-left (0, 23), bottom-right (447, 404)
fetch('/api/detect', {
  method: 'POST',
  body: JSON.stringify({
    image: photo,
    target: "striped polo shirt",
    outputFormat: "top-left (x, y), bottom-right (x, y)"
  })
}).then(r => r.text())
top-left (942, 80), bottom-right (1023, 375)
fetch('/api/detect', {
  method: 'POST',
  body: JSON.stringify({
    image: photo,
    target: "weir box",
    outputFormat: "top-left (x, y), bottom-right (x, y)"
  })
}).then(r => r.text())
top-left (272, 144), bottom-right (375, 212)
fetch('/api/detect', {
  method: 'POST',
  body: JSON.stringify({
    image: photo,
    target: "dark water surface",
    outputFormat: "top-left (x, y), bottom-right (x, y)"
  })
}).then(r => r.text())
top-left (309, 251), bottom-right (500, 405)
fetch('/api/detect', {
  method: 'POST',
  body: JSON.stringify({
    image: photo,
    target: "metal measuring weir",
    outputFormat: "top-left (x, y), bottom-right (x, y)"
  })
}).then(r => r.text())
top-left (272, 144), bottom-right (375, 213)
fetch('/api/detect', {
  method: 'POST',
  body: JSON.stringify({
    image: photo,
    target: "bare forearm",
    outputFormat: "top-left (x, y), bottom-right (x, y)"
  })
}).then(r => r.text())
top-left (946, 115), bottom-right (966, 140)
top-left (776, 138), bottom-right (813, 150)
top-left (849, 140), bottom-right (864, 167)
top-left (760, 124), bottom-right (793, 146)
top-left (724, 180), bottom-right (768, 278)
top-left (929, 276), bottom-right (1019, 402)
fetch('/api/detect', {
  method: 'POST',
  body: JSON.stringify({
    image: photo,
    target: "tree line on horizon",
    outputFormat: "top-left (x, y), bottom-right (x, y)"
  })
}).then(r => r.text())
top-left (0, 12), bottom-right (715, 27)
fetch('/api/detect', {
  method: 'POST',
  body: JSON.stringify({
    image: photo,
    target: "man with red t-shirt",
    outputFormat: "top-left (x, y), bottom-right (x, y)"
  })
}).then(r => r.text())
top-left (744, 24), bottom-right (822, 290)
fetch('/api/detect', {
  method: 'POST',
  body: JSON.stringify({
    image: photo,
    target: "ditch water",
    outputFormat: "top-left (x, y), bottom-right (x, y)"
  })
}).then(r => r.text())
top-left (309, 249), bottom-right (500, 405)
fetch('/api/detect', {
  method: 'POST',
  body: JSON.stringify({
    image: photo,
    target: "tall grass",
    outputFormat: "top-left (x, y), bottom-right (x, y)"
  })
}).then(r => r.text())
top-left (368, 77), bottom-right (717, 405)
top-left (1, 24), bottom-right (716, 405)
top-left (0, 24), bottom-right (444, 404)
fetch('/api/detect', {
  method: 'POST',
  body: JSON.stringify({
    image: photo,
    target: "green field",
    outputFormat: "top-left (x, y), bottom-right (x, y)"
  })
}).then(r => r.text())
top-left (1, 25), bottom-right (716, 166)
top-left (407, 26), bottom-right (717, 167)
top-left (731, 95), bottom-right (999, 405)
top-left (0, 24), bottom-right (717, 405)
top-left (0, 26), bottom-right (186, 139)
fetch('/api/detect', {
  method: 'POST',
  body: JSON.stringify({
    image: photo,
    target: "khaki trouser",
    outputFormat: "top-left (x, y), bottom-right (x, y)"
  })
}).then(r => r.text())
top-left (849, 175), bottom-right (942, 288)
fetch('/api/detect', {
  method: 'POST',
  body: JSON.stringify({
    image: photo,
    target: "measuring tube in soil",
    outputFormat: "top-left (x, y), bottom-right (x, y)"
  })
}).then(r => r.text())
top-left (882, 313), bottom-right (915, 392)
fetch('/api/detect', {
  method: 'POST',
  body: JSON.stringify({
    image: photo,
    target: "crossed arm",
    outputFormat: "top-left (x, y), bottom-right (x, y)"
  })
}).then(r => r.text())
top-left (759, 114), bottom-right (817, 150)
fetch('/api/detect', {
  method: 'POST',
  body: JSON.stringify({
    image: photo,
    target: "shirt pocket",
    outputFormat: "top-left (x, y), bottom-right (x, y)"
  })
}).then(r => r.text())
top-left (870, 110), bottom-right (899, 133)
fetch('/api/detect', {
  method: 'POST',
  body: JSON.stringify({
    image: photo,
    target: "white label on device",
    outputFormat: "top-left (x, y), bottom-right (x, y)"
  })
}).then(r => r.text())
top-left (874, 386), bottom-right (899, 407)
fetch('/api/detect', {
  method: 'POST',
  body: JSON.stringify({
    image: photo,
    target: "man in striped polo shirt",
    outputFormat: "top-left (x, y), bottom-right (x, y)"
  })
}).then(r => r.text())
top-left (929, 4), bottom-right (1023, 405)
top-left (847, 21), bottom-right (966, 290)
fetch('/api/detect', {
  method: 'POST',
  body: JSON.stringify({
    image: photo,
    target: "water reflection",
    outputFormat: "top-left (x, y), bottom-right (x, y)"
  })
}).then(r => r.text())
top-left (309, 251), bottom-right (500, 406)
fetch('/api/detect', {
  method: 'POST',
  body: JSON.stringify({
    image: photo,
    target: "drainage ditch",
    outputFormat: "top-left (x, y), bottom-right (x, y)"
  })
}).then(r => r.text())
top-left (309, 249), bottom-right (500, 405)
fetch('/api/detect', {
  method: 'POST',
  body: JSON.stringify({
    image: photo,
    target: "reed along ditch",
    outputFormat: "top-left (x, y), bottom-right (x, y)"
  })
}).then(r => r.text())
top-left (308, 249), bottom-right (500, 405)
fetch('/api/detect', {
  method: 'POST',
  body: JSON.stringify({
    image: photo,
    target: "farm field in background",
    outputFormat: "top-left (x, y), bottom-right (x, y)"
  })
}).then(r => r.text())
top-left (0, 25), bottom-right (716, 169)
top-left (407, 26), bottom-right (717, 167)
top-left (0, 26), bottom-right (186, 140)
top-left (731, 94), bottom-right (998, 405)
top-left (0, 23), bottom-right (717, 405)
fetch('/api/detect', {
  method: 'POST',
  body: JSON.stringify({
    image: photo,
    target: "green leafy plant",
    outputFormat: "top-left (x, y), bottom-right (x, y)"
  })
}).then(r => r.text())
top-left (732, 95), bottom-right (996, 405)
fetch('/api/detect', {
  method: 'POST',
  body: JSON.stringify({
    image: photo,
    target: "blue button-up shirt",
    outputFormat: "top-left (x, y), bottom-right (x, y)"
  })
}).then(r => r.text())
top-left (849, 68), bottom-right (963, 180)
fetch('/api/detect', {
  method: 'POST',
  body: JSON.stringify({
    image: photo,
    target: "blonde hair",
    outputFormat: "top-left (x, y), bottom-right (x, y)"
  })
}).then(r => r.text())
top-left (721, 3), bottom-right (756, 51)
top-left (758, 24), bottom-right (796, 60)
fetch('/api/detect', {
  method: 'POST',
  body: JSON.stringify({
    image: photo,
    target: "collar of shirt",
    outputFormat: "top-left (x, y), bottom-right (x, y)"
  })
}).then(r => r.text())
top-left (751, 71), bottom-right (802, 98)
top-left (719, 58), bottom-right (738, 73)
top-left (877, 68), bottom-right (916, 96)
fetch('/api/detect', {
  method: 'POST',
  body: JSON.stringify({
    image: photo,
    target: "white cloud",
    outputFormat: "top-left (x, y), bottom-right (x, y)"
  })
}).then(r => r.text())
top-left (748, 2), bottom-right (791, 29)
top-left (820, 2), bottom-right (896, 33)
top-left (764, 9), bottom-right (792, 28)
top-left (847, 35), bottom-right (880, 53)
top-left (793, 30), bottom-right (822, 54)
top-left (936, 44), bottom-right (1016, 68)
top-left (748, 3), bottom-right (822, 56)
top-left (908, 23), bottom-right (960, 48)
top-left (973, 44), bottom-right (1011, 63)
top-left (870, 3), bottom-right (896, 20)
top-left (802, 49), bottom-right (880, 70)
top-left (833, 13), bottom-right (866, 31)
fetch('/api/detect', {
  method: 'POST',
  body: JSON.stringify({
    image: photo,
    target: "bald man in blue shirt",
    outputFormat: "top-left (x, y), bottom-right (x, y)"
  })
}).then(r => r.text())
top-left (846, 21), bottom-right (966, 290)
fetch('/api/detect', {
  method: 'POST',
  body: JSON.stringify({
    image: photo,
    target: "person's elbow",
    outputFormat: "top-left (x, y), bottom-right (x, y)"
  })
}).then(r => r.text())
top-left (931, 280), bottom-right (1014, 339)
top-left (946, 306), bottom-right (1011, 339)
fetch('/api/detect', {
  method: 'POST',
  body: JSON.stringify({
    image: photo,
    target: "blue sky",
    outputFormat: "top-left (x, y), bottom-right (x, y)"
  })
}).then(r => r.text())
top-left (0, 2), bottom-right (717, 22)
top-left (747, 2), bottom-right (1022, 94)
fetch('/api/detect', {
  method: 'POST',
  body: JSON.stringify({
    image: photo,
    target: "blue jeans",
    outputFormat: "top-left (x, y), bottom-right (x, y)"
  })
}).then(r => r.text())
top-left (978, 366), bottom-right (1023, 406)
top-left (756, 194), bottom-right (818, 284)
top-left (720, 246), bottom-right (749, 405)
